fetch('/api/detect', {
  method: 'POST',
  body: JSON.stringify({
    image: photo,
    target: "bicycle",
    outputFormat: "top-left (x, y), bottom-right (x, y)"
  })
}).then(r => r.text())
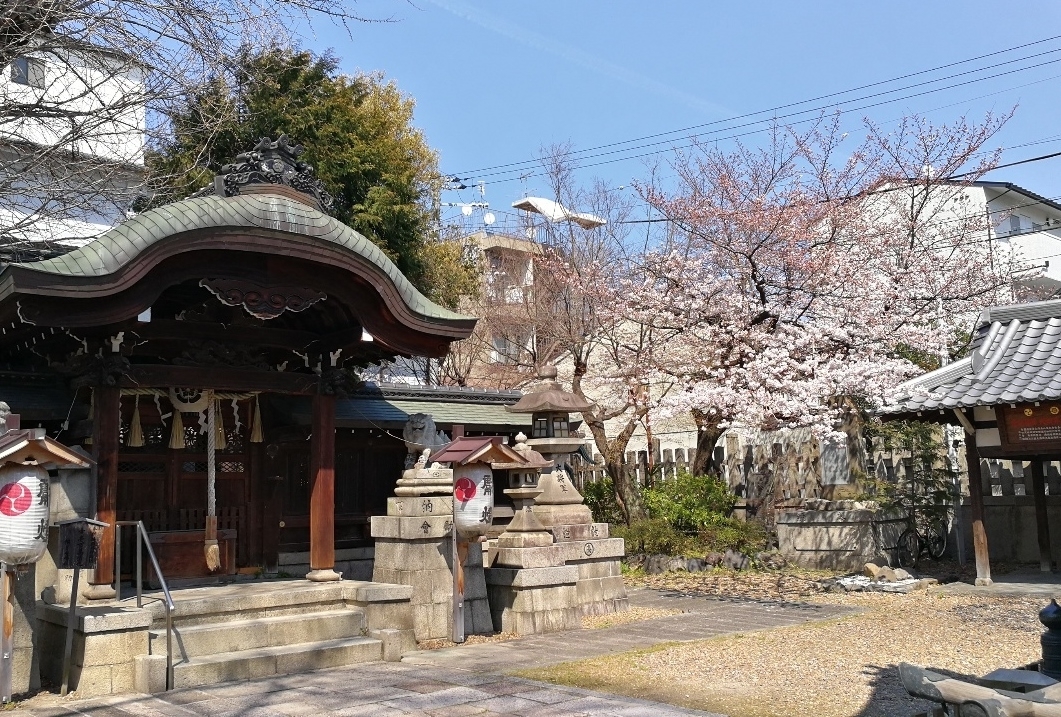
top-left (894, 509), bottom-right (947, 569)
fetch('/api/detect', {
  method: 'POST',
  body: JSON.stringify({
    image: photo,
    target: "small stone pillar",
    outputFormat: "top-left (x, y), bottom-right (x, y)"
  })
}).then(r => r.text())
top-left (371, 463), bottom-right (491, 641)
top-left (1041, 599), bottom-right (1061, 679)
top-left (485, 487), bottom-right (579, 634)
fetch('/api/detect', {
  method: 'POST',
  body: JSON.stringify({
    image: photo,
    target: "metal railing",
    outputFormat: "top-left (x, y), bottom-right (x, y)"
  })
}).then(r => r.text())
top-left (114, 521), bottom-right (175, 691)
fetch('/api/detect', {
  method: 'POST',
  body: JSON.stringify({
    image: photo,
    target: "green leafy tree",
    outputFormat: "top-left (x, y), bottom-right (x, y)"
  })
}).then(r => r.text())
top-left (147, 47), bottom-right (477, 306)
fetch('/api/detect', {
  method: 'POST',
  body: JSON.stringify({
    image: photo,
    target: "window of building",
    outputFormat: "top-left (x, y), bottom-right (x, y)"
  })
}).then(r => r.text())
top-left (10, 57), bottom-right (45, 88)
top-left (1009, 215), bottom-right (1023, 235)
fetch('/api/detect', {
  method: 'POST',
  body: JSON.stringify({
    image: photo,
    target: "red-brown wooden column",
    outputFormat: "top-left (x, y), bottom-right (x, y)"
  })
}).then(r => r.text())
top-left (963, 429), bottom-right (992, 586)
top-left (86, 385), bottom-right (121, 599)
top-left (307, 393), bottom-right (340, 581)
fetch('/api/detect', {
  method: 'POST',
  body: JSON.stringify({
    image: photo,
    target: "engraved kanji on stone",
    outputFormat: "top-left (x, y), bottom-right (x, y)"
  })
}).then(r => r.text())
top-left (421, 499), bottom-right (434, 513)
top-left (590, 524), bottom-right (600, 537)
top-left (583, 542), bottom-right (595, 556)
top-left (421, 521), bottom-right (431, 534)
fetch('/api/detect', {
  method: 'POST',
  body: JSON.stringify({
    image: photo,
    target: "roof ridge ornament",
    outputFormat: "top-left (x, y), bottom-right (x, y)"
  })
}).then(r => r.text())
top-left (208, 135), bottom-right (334, 212)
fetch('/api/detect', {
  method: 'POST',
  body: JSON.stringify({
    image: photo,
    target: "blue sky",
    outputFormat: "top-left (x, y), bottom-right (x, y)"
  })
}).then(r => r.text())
top-left (302, 1), bottom-right (1061, 227)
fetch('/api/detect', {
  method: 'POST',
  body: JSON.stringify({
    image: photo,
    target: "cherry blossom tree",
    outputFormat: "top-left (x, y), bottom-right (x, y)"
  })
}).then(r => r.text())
top-left (622, 113), bottom-right (1026, 474)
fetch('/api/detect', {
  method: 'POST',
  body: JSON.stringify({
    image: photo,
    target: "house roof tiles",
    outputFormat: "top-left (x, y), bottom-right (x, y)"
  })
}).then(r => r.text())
top-left (881, 299), bottom-right (1061, 415)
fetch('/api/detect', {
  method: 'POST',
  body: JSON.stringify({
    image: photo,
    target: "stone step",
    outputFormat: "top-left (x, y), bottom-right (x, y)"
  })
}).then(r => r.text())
top-left (144, 582), bottom-right (350, 628)
top-left (171, 636), bottom-right (383, 689)
top-left (149, 608), bottom-right (366, 659)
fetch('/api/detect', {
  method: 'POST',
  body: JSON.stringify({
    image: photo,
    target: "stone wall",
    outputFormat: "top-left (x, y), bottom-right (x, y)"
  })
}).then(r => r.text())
top-left (776, 507), bottom-right (908, 571)
top-left (37, 603), bottom-right (153, 697)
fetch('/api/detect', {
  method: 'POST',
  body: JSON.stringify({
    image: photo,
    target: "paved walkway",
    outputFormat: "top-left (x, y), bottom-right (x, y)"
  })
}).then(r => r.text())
top-left (936, 570), bottom-right (1061, 598)
top-left (407, 588), bottom-right (853, 672)
top-left (18, 589), bottom-right (853, 717)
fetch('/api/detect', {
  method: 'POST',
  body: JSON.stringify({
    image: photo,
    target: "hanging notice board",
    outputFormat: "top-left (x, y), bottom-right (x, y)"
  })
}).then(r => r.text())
top-left (996, 402), bottom-right (1061, 456)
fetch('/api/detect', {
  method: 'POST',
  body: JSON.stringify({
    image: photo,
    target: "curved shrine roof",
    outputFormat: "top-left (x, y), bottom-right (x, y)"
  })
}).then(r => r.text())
top-left (4, 192), bottom-right (468, 325)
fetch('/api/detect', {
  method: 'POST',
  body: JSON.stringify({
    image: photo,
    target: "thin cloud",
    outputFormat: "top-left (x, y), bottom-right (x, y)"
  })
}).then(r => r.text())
top-left (425, 0), bottom-right (733, 119)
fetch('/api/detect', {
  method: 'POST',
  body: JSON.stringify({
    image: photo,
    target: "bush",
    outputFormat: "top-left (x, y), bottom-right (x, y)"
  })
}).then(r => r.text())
top-left (582, 476), bottom-right (624, 524)
top-left (613, 518), bottom-right (694, 555)
top-left (642, 470), bottom-right (736, 532)
top-left (615, 516), bottom-right (771, 558)
top-left (698, 518), bottom-right (771, 555)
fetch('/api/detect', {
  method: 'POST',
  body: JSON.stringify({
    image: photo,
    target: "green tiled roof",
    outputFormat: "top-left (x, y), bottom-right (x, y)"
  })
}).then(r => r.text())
top-left (335, 397), bottom-right (532, 429)
top-left (12, 193), bottom-right (470, 323)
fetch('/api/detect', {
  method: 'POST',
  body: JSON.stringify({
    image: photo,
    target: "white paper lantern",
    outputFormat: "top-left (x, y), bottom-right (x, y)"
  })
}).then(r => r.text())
top-left (0, 464), bottom-right (51, 566)
top-left (453, 464), bottom-right (494, 537)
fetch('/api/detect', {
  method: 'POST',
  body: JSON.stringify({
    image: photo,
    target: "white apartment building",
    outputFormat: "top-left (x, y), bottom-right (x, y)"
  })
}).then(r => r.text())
top-left (1, 43), bottom-right (146, 251)
top-left (975, 181), bottom-right (1061, 291)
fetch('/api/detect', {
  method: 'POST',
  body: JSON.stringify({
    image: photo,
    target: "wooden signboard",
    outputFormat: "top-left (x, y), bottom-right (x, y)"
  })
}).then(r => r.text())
top-left (997, 402), bottom-right (1061, 455)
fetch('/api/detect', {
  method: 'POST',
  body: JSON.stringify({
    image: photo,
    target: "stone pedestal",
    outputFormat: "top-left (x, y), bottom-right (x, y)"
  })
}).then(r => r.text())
top-left (549, 523), bottom-right (628, 616)
top-left (484, 487), bottom-right (580, 634)
top-left (371, 493), bottom-right (492, 641)
top-left (531, 467), bottom-right (593, 527)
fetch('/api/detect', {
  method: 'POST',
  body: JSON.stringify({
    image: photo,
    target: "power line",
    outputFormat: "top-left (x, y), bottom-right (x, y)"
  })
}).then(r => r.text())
top-left (613, 151), bottom-right (1061, 226)
top-left (469, 56), bottom-right (1061, 185)
top-left (452, 34), bottom-right (1061, 178)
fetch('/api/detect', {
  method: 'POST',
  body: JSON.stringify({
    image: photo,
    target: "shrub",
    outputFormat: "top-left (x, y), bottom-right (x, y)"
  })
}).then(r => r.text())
top-left (698, 518), bottom-right (771, 555)
top-left (582, 476), bottom-right (624, 524)
top-left (642, 470), bottom-right (736, 532)
top-left (613, 518), bottom-right (694, 555)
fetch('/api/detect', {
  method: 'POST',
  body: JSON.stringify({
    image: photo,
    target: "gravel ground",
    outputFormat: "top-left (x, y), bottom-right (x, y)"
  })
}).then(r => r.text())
top-left (522, 569), bottom-right (1048, 717)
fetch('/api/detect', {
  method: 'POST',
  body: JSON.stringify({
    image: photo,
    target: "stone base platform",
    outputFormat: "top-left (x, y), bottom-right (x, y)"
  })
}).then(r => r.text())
top-left (550, 524), bottom-right (629, 616)
top-left (37, 579), bottom-right (417, 698)
top-left (371, 496), bottom-right (492, 640)
top-left (484, 565), bottom-right (580, 634)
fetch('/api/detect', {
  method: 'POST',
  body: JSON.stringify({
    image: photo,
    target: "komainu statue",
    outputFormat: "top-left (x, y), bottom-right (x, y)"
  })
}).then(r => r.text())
top-left (402, 413), bottom-right (450, 468)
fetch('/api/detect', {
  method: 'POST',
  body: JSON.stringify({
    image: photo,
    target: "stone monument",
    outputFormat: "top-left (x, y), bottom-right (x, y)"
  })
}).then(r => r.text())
top-left (371, 417), bottom-right (490, 641)
top-left (502, 367), bottom-right (628, 617)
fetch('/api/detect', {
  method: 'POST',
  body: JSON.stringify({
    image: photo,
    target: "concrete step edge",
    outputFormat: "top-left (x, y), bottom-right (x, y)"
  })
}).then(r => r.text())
top-left (149, 607), bottom-right (365, 638)
top-left (173, 636), bottom-right (383, 667)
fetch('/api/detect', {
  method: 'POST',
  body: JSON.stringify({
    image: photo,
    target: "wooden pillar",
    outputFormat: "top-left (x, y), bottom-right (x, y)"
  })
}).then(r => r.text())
top-left (963, 430), bottom-right (993, 586)
top-left (87, 385), bottom-right (120, 598)
top-left (1030, 458), bottom-right (1054, 573)
top-left (307, 393), bottom-right (339, 581)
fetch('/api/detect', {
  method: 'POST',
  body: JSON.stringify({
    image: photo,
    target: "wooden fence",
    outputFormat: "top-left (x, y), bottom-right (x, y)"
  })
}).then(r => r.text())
top-left (572, 445), bottom-right (696, 491)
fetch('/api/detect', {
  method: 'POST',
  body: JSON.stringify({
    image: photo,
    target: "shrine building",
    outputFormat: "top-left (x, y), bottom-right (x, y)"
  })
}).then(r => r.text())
top-left (882, 297), bottom-right (1061, 584)
top-left (0, 136), bottom-right (480, 592)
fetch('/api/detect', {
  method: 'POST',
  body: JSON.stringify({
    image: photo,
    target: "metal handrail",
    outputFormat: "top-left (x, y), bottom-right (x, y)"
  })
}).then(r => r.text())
top-left (114, 520), bottom-right (175, 691)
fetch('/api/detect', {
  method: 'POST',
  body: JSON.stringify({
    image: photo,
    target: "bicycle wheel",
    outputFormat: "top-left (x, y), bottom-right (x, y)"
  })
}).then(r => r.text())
top-left (896, 528), bottom-right (920, 569)
top-left (924, 523), bottom-right (947, 560)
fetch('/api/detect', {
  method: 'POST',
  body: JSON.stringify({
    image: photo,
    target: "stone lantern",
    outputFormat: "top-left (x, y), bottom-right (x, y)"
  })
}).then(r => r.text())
top-left (508, 365), bottom-right (593, 454)
top-left (499, 368), bottom-right (629, 619)
top-left (505, 365), bottom-right (595, 526)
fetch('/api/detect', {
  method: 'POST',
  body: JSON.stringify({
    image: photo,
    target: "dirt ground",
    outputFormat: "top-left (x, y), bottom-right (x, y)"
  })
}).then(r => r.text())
top-left (518, 564), bottom-right (1048, 717)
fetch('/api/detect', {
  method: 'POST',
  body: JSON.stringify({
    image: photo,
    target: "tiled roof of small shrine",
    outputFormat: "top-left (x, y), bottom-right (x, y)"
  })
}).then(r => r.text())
top-left (881, 298), bottom-right (1061, 415)
top-left (8, 192), bottom-right (468, 323)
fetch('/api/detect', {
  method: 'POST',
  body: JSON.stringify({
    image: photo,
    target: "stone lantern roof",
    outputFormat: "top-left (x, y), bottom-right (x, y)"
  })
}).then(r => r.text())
top-left (505, 365), bottom-right (595, 415)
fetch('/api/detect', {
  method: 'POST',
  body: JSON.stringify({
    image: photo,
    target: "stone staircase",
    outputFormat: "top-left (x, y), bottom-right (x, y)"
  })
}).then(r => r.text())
top-left (141, 581), bottom-right (415, 689)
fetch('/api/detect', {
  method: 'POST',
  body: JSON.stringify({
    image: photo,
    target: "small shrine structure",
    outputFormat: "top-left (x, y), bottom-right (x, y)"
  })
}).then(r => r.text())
top-left (882, 298), bottom-right (1061, 584)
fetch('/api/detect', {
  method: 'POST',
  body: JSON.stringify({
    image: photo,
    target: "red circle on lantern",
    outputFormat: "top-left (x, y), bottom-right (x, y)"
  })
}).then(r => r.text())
top-left (454, 477), bottom-right (477, 502)
top-left (0, 483), bottom-right (33, 517)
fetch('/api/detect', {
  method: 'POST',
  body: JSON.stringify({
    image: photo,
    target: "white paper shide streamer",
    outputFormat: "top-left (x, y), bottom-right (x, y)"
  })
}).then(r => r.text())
top-left (0, 464), bottom-right (50, 565)
top-left (452, 465), bottom-right (494, 537)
